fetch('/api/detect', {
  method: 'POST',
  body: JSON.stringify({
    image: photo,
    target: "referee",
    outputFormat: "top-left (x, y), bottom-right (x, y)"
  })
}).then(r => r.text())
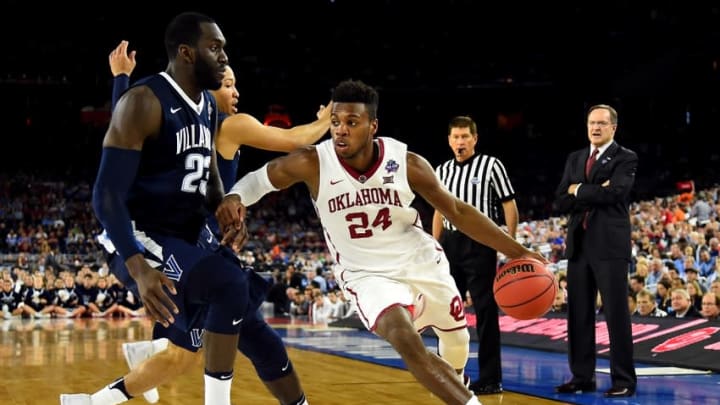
top-left (432, 116), bottom-right (519, 395)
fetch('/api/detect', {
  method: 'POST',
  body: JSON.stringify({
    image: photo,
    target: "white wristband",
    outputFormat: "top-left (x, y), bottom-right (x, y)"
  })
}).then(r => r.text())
top-left (227, 163), bottom-right (278, 206)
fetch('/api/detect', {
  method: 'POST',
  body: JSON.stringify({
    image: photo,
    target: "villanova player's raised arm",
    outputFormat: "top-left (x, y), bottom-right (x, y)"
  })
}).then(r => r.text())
top-left (217, 102), bottom-right (332, 155)
top-left (407, 152), bottom-right (539, 261)
top-left (108, 40), bottom-right (137, 112)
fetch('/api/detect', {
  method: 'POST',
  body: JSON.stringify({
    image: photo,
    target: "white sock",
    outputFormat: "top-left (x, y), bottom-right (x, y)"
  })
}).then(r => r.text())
top-left (465, 395), bottom-right (482, 405)
top-left (151, 338), bottom-right (169, 354)
top-left (204, 373), bottom-right (232, 405)
top-left (91, 385), bottom-right (129, 405)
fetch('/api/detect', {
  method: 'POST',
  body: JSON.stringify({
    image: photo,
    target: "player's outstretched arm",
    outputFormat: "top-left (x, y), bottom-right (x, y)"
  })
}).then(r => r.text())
top-left (216, 147), bottom-right (319, 246)
top-left (217, 102), bottom-right (332, 156)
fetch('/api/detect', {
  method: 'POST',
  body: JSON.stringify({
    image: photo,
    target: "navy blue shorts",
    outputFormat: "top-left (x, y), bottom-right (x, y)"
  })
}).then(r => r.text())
top-left (151, 267), bottom-right (271, 351)
top-left (109, 229), bottom-right (267, 334)
top-left (153, 305), bottom-right (293, 381)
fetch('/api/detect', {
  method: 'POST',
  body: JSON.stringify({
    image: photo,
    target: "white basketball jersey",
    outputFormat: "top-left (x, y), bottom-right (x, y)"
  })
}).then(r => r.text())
top-left (313, 137), bottom-right (441, 271)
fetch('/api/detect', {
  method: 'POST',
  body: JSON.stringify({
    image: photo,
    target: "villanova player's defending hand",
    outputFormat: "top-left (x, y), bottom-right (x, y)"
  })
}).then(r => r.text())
top-left (219, 201), bottom-right (248, 249)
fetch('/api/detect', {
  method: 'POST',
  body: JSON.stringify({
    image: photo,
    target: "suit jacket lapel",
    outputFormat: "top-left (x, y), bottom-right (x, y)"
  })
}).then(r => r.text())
top-left (577, 149), bottom-right (589, 180)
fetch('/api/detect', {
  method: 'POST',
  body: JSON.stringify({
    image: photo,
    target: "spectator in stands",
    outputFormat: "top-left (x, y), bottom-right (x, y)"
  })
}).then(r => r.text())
top-left (689, 192), bottom-right (712, 227)
top-left (289, 289), bottom-right (309, 317)
top-left (682, 255), bottom-right (697, 277)
top-left (685, 268), bottom-right (707, 293)
top-left (707, 261), bottom-right (720, 291)
top-left (310, 268), bottom-right (327, 293)
top-left (629, 275), bottom-right (645, 296)
top-left (310, 289), bottom-right (331, 324)
top-left (551, 289), bottom-right (567, 313)
top-left (287, 264), bottom-right (307, 292)
top-left (670, 276), bottom-right (686, 290)
top-left (645, 258), bottom-right (665, 294)
top-left (633, 289), bottom-right (667, 317)
top-left (669, 243), bottom-right (686, 275)
top-left (696, 248), bottom-right (715, 278)
top-left (686, 279), bottom-right (704, 310)
top-left (627, 292), bottom-right (637, 315)
top-left (670, 288), bottom-right (701, 318)
top-left (708, 238), bottom-right (720, 260)
top-left (324, 271), bottom-right (339, 292)
top-left (326, 290), bottom-right (346, 320)
top-left (700, 292), bottom-right (720, 321)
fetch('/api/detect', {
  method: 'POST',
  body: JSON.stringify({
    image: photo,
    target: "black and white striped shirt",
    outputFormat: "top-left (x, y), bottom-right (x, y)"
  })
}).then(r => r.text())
top-left (435, 154), bottom-right (515, 231)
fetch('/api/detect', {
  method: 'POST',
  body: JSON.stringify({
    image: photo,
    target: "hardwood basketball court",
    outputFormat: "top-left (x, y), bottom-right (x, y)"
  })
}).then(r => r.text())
top-left (0, 317), bottom-right (569, 404)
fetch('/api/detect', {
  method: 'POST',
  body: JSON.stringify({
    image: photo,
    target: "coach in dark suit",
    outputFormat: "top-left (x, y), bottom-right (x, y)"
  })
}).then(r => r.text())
top-left (554, 104), bottom-right (638, 397)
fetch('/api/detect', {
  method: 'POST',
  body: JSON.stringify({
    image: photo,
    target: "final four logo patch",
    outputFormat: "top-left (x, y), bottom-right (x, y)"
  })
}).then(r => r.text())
top-left (385, 159), bottom-right (399, 173)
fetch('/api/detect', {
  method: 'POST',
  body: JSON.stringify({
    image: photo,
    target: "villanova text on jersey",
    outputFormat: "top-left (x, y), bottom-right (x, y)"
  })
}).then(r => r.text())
top-left (175, 124), bottom-right (212, 155)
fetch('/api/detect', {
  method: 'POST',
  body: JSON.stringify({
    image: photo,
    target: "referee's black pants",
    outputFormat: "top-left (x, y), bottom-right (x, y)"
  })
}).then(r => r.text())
top-left (440, 229), bottom-right (501, 385)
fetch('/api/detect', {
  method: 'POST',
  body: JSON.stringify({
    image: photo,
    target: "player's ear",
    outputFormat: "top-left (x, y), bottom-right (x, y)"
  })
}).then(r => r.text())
top-left (370, 118), bottom-right (378, 136)
top-left (178, 44), bottom-right (194, 64)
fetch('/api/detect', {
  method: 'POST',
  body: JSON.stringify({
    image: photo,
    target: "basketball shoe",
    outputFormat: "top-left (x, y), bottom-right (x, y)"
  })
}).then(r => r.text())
top-left (122, 341), bottom-right (159, 403)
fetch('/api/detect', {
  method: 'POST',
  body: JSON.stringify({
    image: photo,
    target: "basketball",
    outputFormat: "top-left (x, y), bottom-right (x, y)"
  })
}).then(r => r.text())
top-left (493, 258), bottom-right (556, 320)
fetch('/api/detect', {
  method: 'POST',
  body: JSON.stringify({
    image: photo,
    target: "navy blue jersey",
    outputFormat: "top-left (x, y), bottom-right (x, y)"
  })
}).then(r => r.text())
top-left (126, 72), bottom-right (218, 243)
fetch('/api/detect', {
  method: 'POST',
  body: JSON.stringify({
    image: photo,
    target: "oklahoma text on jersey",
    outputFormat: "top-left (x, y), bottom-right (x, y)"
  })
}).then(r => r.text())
top-left (327, 188), bottom-right (402, 213)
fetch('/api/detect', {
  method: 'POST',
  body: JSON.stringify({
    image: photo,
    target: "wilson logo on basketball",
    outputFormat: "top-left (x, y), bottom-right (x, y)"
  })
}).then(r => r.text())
top-left (495, 263), bottom-right (535, 283)
top-left (493, 258), bottom-right (556, 320)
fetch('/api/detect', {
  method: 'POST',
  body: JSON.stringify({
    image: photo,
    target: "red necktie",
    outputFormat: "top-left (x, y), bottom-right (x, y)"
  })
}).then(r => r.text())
top-left (585, 148), bottom-right (599, 179)
top-left (583, 148), bottom-right (599, 229)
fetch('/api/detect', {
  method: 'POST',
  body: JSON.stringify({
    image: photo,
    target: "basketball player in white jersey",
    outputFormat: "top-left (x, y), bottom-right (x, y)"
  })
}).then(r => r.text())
top-left (216, 79), bottom-right (546, 405)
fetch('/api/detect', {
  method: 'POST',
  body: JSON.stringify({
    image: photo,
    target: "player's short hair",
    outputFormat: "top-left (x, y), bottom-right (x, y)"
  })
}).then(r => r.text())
top-left (165, 12), bottom-right (216, 59)
top-left (332, 79), bottom-right (379, 120)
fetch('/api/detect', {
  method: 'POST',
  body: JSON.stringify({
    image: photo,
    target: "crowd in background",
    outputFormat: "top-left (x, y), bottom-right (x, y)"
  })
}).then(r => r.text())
top-left (0, 172), bottom-right (718, 324)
